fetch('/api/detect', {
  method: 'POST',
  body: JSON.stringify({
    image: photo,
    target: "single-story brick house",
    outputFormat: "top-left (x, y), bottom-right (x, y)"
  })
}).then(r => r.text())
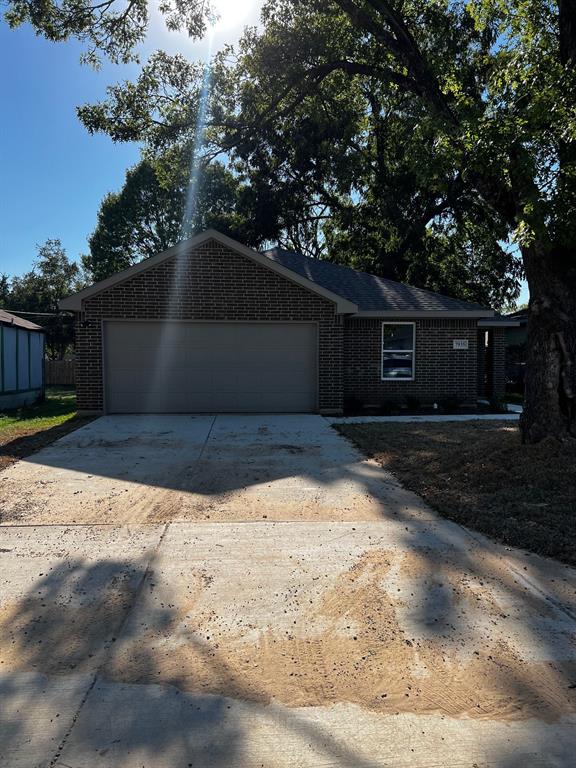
top-left (60, 229), bottom-right (515, 415)
top-left (0, 309), bottom-right (45, 410)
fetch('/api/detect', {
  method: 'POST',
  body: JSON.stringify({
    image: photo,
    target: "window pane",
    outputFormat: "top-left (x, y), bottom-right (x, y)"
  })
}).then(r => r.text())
top-left (382, 352), bottom-right (413, 379)
top-left (382, 324), bottom-right (413, 351)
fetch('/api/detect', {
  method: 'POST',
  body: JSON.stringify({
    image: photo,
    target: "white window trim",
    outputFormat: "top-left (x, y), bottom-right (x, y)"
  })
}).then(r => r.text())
top-left (381, 321), bottom-right (416, 381)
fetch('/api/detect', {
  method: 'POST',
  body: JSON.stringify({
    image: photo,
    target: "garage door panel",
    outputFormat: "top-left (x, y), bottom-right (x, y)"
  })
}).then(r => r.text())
top-left (110, 391), bottom-right (215, 414)
top-left (104, 322), bottom-right (317, 413)
top-left (239, 349), bottom-right (311, 368)
top-left (231, 368), bottom-right (300, 389)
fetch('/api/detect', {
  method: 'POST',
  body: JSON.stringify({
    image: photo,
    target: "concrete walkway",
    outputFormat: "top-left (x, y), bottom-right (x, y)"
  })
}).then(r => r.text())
top-left (328, 412), bottom-right (520, 424)
top-left (0, 415), bottom-right (574, 767)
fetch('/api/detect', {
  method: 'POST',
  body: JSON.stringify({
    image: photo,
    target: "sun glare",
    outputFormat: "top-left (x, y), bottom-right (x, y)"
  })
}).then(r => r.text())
top-left (210, 0), bottom-right (254, 32)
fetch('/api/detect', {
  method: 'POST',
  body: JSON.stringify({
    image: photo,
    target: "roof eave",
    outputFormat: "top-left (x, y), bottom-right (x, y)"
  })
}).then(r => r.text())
top-left (0, 317), bottom-right (45, 332)
top-left (59, 229), bottom-right (358, 315)
top-left (351, 309), bottom-right (494, 319)
top-left (478, 318), bottom-right (522, 327)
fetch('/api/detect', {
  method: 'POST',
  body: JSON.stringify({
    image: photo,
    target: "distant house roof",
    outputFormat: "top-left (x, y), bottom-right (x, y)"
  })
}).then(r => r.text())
top-left (478, 314), bottom-right (522, 328)
top-left (264, 247), bottom-right (492, 316)
top-left (0, 309), bottom-right (44, 331)
top-left (506, 309), bottom-right (528, 324)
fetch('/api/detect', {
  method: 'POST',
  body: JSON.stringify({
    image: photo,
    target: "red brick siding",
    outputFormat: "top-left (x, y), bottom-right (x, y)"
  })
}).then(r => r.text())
top-left (343, 318), bottom-right (479, 406)
top-left (74, 238), bottom-right (491, 413)
top-left (75, 240), bottom-right (343, 412)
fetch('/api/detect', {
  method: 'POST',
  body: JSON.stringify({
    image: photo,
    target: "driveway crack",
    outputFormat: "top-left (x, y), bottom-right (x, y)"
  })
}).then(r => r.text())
top-left (48, 521), bottom-right (171, 767)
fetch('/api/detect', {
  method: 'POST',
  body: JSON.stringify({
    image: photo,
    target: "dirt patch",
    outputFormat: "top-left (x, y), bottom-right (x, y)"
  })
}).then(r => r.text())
top-left (336, 421), bottom-right (576, 566)
top-left (75, 436), bottom-right (183, 450)
top-left (102, 550), bottom-right (576, 721)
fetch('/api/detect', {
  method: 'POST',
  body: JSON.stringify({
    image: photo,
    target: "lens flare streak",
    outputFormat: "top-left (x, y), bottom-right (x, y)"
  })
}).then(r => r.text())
top-left (143, 28), bottom-right (215, 413)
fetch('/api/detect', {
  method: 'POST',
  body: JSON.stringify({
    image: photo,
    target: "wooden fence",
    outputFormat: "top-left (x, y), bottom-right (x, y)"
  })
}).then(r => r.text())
top-left (45, 360), bottom-right (75, 386)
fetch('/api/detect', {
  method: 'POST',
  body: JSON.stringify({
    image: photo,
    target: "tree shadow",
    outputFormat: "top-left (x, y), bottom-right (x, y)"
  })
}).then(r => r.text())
top-left (0, 416), bottom-right (94, 473)
top-left (0, 554), bottom-right (385, 767)
top-left (0, 414), bottom-right (391, 523)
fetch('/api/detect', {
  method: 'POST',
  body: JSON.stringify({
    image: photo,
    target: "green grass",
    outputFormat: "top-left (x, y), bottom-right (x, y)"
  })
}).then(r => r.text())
top-left (0, 387), bottom-right (78, 435)
top-left (0, 388), bottom-right (93, 471)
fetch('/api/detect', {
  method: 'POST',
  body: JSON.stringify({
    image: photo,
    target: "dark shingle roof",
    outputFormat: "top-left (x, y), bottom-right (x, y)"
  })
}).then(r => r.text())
top-left (263, 247), bottom-right (490, 314)
top-left (0, 309), bottom-right (43, 331)
top-left (506, 309), bottom-right (528, 323)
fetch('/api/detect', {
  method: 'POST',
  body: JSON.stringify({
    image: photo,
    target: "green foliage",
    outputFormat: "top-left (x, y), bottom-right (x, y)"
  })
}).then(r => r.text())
top-left (7, 0), bottom-right (576, 439)
top-left (83, 149), bottom-right (274, 282)
top-left (0, 274), bottom-right (11, 306)
top-left (404, 395), bottom-right (422, 413)
top-left (72, 0), bottom-right (556, 306)
top-left (3, 0), bottom-right (211, 65)
top-left (0, 388), bottom-right (77, 432)
top-left (438, 394), bottom-right (464, 414)
top-left (488, 394), bottom-right (509, 413)
top-left (7, 2), bottom-right (576, 297)
top-left (1, 240), bottom-right (83, 359)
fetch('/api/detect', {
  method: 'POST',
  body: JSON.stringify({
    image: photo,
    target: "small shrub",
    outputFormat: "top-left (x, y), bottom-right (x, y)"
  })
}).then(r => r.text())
top-left (489, 395), bottom-right (508, 413)
top-left (344, 396), bottom-right (363, 414)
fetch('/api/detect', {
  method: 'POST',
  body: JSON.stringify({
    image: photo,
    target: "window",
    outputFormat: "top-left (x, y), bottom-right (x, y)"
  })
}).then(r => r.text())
top-left (381, 322), bottom-right (415, 380)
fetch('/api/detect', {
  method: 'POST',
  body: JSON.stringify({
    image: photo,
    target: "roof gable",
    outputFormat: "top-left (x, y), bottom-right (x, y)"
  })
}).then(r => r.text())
top-left (59, 230), bottom-right (358, 314)
top-left (59, 230), bottom-right (494, 317)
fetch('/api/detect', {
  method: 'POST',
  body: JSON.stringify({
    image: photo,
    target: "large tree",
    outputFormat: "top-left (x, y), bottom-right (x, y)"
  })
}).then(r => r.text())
top-left (244, 0), bottom-right (574, 444)
top-left (78, 44), bottom-right (522, 306)
top-left (83, 138), bottom-right (332, 280)
top-left (2, 240), bottom-right (82, 359)
top-left (84, 152), bottom-right (264, 281)
top-left (5, 0), bottom-right (576, 441)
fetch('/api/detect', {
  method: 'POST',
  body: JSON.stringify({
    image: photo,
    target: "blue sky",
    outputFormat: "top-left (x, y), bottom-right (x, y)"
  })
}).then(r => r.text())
top-left (0, 23), bottom-right (141, 276)
top-left (0, 2), bottom-right (260, 278)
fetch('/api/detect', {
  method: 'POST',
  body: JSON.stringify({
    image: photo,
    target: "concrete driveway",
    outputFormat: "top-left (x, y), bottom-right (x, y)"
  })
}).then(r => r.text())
top-left (0, 415), bottom-right (575, 767)
top-left (0, 414), bottom-right (388, 524)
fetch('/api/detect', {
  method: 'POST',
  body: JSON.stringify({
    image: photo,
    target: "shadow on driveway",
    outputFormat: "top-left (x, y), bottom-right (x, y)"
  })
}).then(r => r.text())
top-left (0, 415), bottom-right (575, 766)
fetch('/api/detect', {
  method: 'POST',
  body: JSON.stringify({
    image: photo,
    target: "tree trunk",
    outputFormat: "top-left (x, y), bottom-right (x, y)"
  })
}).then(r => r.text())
top-left (520, 243), bottom-right (576, 442)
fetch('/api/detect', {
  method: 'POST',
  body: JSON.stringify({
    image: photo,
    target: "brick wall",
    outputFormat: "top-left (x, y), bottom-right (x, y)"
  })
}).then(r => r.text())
top-left (343, 318), bottom-right (479, 406)
top-left (74, 238), bottom-right (492, 413)
top-left (477, 329), bottom-right (487, 397)
top-left (488, 328), bottom-right (506, 400)
top-left (75, 239), bottom-right (343, 412)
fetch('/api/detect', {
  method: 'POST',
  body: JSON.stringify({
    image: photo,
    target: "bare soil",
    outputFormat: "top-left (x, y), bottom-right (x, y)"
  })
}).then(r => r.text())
top-left (337, 421), bottom-right (576, 566)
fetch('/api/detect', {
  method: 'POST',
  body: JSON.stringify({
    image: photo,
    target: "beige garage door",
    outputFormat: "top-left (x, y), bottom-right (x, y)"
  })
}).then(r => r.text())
top-left (104, 321), bottom-right (318, 413)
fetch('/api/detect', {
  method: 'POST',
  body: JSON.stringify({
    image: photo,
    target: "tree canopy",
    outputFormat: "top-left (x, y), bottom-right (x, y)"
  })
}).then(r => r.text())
top-left (4, 0), bottom-right (213, 64)
top-left (75, 3), bottom-right (534, 308)
top-left (84, 151), bottom-right (254, 281)
top-left (1, 240), bottom-right (83, 359)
